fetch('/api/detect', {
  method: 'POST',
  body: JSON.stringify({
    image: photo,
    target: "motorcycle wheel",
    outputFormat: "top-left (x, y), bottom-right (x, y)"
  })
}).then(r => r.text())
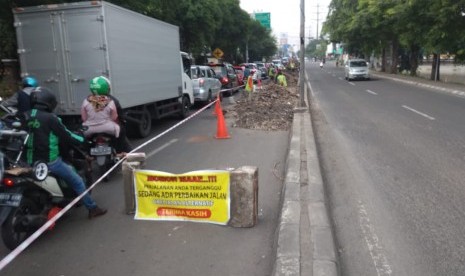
top-left (98, 164), bottom-right (110, 182)
top-left (97, 155), bottom-right (116, 182)
top-left (1, 198), bottom-right (39, 250)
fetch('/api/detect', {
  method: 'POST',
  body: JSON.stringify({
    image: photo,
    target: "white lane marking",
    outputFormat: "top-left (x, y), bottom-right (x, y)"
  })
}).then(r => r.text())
top-left (366, 90), bottom-right (378, 95)
top-left (349, 82), bottom-right (355, 86)
top-left (338, 77), bottom-right (344, 81)
top-left (358, 201), bottom-right (393, 276)
top-left (402, 105), bottom-right (435, 120)
top-left (146, 138), bottom-right (178, 158)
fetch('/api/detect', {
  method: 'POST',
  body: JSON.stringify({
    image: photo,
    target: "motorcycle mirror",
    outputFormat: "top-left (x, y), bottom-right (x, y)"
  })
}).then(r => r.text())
top-left (11, 121), bottom-right (22, 129)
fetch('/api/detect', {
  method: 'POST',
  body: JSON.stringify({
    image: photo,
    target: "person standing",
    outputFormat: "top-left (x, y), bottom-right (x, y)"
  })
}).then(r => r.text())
top-left (268, 65), bottom-right (276, 82)
top-left (244, 71), bottom-right (255, 101)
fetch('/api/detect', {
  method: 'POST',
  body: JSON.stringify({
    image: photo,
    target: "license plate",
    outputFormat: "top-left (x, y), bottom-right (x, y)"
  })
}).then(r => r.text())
top-left (90, 146), bottom-right (112, 156)
top-left (0, 193), bottom-right (22, 207)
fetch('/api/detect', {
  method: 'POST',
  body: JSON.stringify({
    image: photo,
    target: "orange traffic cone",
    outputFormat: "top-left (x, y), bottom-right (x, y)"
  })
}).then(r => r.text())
top-left (47, 206), bottom-right (62, 230)
top-left (214, 104), bottom-right (230, 139)
top-left (212, 94), bottom-right (221, 115)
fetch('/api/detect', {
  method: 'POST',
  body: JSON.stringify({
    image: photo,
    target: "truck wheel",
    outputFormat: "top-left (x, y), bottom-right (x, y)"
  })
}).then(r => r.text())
top-left (179, 95), bottom-right (190, 119)
top-left (137, 107), bottom-right (152, 138)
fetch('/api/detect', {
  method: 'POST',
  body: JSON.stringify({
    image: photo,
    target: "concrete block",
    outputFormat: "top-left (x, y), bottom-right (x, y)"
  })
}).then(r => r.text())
top-left (122, 161), bottom-right (142, 215)
top-left (126, 152), bottom-right (146, 164)
top-left (228, 166), bottom-right (258, 228)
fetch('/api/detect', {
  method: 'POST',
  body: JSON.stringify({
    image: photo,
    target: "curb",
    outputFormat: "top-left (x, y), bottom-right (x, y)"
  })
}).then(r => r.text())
top-left (372, 72), bottom-right (465, 98)
top-left (272, 74), bottom-right (338, 276)
top-left (273, 112), bottom-right (302, 276)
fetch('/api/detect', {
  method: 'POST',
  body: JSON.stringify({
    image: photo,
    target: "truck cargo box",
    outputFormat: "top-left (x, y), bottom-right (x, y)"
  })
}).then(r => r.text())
top-left (13, 1), bottom-right (188, 116)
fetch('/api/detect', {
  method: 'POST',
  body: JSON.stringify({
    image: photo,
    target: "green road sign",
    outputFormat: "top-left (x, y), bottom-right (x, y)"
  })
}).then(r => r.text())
top-left (254, 12), bottom-right (271, 29)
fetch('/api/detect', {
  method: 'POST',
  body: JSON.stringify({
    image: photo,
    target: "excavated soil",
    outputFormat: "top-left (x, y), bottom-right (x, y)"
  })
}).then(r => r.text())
top-left (224, 71), bottom-right (300, 131)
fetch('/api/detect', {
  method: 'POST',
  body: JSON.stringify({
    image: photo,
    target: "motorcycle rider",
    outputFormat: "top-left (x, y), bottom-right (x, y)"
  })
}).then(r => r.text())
top-left (23, 87), bottom-right (107, 219)
top-left (1, 76), bottom-right (38, 113)
top-left (81, 76), bottom-right (132, 155)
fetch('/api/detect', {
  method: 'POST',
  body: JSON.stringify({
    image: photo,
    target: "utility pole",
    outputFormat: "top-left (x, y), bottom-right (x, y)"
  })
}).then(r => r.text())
top-left (299, 0), bottom-right (305, 107)
top-left (316, 4), bottom-right (319, 39)
top-left (310, 3), bottom-right (326, 40)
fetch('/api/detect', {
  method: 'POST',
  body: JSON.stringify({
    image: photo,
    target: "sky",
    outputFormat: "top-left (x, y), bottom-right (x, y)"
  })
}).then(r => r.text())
top-left (239, 0), bottom-right (331, 48)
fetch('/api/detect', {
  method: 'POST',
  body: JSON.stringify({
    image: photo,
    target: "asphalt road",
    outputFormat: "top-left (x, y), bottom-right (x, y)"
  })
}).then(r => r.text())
top-left (0, 97), bottom-right (288, 276)
top-left (308, 61), bottom-right (465, 275)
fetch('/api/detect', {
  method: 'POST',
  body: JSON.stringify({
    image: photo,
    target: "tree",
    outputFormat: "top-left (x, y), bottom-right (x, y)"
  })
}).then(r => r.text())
top-left (305, 39), bottom-right (327, 59)
top-left (323, 0), bottom-right (465, 79)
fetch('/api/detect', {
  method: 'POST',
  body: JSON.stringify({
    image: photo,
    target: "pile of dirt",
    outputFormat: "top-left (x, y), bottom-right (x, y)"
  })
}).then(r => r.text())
top-left (224, 71), bottom-right (300, 131)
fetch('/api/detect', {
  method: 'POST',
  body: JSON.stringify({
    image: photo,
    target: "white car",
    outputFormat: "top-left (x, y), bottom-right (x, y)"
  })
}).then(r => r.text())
top-left (345, 59), bottom-right (370, 81)
top-left (190, 65), bottom-right (222, 105)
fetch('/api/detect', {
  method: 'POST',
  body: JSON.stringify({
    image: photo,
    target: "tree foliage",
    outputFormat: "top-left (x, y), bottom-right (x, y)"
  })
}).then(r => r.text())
top-left (305, 39), bottom-right (327, 60)
top-left (0, 0), bottom-right (277, 70)
top-left (323, 0), bottom-right (465, 78)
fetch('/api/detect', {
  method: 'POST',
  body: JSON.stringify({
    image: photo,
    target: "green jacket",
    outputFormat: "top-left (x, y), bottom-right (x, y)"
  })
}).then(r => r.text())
top-left (277, 74), bottom-right (287, 87)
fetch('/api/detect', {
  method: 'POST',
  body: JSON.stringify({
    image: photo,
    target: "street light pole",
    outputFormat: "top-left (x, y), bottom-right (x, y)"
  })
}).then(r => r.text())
top-left (299, 0), bottom-right (306, 107)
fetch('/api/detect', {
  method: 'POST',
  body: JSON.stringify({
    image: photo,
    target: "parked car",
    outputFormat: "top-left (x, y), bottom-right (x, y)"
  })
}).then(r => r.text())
top-left (233, 66), bottom-right (245, 87)
top-left (240, 63), bottom-right (259, 83)
top-left (253, 61), bottom-right (268, 79)
top-left (208, 62), bottom-right (238, 96)
top-left (272, 59), bottom-right (285, 71)
top-left (190, 65), bottom-right (222, 105)
top-left (344, 59), bottom-right (370, 81)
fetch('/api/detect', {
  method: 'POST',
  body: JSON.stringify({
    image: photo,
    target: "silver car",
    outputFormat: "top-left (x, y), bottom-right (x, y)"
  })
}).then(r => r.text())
top-left (190, 65), bottom-right (222, 105)
top-left (345, 59), bottom-right (370, 81)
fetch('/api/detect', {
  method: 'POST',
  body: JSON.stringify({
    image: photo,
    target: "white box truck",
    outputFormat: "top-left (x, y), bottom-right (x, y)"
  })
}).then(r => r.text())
top-left (13, 1), bottom-right (193, 137)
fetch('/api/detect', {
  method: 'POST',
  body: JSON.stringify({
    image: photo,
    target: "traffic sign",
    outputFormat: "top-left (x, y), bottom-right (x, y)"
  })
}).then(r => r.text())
top-left (213, 48), bottom-right (224, 59)
top-left (254, 12), bottom-right (271, 29)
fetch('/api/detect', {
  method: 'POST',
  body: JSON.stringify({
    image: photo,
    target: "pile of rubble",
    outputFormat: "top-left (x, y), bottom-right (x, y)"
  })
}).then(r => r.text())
top-left (224, 71), bottom-right (300, 131)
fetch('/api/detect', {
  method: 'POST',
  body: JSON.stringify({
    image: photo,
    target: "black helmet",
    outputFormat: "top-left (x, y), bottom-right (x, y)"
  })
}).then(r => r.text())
top-left (30, 87), bottom-right (57, 112)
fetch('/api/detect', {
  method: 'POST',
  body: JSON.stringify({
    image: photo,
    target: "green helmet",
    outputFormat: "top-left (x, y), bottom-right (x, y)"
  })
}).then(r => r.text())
top-left (89, 76), bottom-right (111, 95)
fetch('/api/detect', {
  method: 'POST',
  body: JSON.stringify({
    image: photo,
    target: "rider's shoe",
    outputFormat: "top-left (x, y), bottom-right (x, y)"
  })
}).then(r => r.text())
top-left (88, 206), bottom-right (107, 219)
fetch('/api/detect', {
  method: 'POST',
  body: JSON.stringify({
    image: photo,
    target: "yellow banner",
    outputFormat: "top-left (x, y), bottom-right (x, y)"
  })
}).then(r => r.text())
top-left (134, 170), bottom-right (230, 225)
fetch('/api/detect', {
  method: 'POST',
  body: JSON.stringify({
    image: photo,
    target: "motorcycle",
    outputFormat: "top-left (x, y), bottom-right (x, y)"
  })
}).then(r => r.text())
top-left (88, 133), bottom-right (118, 181)
top-left (0, 103), bottom-right (93, 250)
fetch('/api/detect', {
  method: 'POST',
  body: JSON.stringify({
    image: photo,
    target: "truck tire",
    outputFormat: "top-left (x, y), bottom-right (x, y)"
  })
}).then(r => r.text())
top-left (136, 107), bottom-right (152, 138)
top-left (179, 95), bottom-right (190, 119)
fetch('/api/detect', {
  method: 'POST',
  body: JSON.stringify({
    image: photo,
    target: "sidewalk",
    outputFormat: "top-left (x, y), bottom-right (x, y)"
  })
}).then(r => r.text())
top-left (373, 71), bottom-right (465, 97)
top-left (272, 70), bottom-right (465, 276)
